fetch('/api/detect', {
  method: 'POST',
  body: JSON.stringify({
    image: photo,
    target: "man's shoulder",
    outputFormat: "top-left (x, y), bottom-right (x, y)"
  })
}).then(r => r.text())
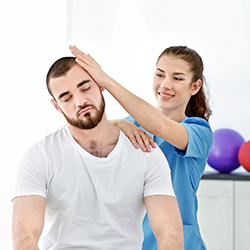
top-left (23, 126), bottom-right (69, 155)
top-left (16, 126), bottom-right (71, 172)
top-left (39, 126), bottom-right (68, 145)
top-left (119, 130), bottom-right (165, 160)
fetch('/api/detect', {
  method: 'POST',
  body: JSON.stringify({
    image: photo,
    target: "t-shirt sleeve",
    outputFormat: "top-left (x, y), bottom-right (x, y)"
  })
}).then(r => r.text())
top-left (175, 117), bottom-right (213, 158)
top-left (143, 146), bottom-right (175, 198)
top-left (13, 143), bottom-right (49, 201)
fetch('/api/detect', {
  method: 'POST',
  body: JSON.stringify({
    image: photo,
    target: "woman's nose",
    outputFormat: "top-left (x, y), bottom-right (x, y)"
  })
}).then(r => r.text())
top-left (160, 77), bottom-right (172, 89)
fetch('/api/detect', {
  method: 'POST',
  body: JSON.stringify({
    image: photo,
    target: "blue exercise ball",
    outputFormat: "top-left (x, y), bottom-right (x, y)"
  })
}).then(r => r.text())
top-left (207, 128), bottom-right (245, 173)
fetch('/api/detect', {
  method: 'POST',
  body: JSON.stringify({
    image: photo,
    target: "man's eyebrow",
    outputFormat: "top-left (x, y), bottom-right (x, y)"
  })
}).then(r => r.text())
top-left (77, 80), bottom-right (91, 88)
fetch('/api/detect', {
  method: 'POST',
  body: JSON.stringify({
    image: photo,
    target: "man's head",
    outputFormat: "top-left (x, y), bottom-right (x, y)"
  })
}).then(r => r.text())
top-left (46, 57), bottom-right (105, 130)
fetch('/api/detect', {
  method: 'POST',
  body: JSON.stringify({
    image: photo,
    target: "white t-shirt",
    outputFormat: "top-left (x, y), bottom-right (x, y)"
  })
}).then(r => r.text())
top-left (13, 126), bottom-right (175, 250)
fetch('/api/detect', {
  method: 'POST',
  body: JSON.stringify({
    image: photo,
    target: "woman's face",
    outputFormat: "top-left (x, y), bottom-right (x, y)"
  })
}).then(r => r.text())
top-left (153, 55), bottom-right (201, 120)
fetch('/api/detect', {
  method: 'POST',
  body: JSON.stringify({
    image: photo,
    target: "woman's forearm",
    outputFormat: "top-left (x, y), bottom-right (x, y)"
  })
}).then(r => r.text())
top-left (104, 78), bottom-right (188, 150)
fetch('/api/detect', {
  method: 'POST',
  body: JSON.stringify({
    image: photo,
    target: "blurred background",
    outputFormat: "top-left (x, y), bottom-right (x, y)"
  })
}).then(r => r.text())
top-left (1, 0), bottom-right (250, 248)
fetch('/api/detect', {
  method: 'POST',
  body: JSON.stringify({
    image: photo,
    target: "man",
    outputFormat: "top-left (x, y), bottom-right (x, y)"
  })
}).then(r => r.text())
top-left (12, 56), bottom-right (184, 250)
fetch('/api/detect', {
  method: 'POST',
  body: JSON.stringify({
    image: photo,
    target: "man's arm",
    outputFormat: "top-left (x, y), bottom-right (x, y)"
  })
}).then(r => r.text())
top-left (12, 195), bottom-right (45, 250)
top-left (144, 195), bottom-right (184, 250)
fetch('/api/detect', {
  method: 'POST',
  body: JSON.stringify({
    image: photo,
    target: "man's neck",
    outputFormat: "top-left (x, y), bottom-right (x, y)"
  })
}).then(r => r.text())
top-left (68, 118), bottom-right (120, 158)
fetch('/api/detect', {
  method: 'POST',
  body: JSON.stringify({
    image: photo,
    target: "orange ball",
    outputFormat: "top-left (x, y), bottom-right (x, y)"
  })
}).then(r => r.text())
top-left (238, 140), bottom-right (250, 172)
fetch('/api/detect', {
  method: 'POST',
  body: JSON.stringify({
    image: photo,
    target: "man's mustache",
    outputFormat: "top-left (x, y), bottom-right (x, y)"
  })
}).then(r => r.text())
top-left (76, 104), bottom-right (95, 117)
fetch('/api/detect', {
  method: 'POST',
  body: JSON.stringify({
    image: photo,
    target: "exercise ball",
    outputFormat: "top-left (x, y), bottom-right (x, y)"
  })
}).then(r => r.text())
top-left (207, 128), bottom-right (245, 173)
top-left (238, 140), bottom-right (250, 172)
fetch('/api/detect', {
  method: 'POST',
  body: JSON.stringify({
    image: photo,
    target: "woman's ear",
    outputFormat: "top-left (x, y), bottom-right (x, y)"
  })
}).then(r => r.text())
top-left (191, 79), bottom-right (202, 96)
top-left (51, 99), bottom-right (62, 114)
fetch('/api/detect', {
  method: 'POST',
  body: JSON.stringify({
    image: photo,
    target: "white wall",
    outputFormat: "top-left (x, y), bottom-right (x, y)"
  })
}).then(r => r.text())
top-left (2, 0), bottom-right (250, 248)
top-left (67, 0), bottom-right (250, 174)
top-left (0, 1), bottom-right (68, 248)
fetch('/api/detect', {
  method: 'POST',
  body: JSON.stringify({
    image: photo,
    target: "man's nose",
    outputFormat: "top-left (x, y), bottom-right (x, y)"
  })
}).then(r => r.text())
top-left (75, 95), bottom-right (88, 107)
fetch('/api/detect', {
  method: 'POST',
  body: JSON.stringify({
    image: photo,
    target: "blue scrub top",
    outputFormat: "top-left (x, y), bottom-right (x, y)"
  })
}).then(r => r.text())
top-left (125, 116), bottom-right (213, 250)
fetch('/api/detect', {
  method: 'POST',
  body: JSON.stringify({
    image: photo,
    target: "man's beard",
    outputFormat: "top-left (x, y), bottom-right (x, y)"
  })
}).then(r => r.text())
top-left (62, 95), bottom-right (105, 130)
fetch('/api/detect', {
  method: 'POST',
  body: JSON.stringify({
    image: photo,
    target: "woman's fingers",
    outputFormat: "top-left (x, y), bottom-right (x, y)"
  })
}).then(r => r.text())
top-left (147, 135), bottom-right (157, 149)
top-left (136, 131), bottom-right (157, 152)
top-left (126, 133), bottom-right (140, 150)
top-left (69, 46), bottom-right (100, 72)
top-left (69, 45), bottom-right (89, 63)
top-left (87, 54), bottom-right (101, 67)
top-left (125, 129), bottom-right (156, 152)
top-left (74, 58), bottom-right (89, 70)
top-left (117, 120), bottom-right (156, 152)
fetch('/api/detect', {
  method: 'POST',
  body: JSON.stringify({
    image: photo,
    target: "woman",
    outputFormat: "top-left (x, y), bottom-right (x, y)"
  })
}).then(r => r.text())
top-left (70, 45), bottom-right (213, 250)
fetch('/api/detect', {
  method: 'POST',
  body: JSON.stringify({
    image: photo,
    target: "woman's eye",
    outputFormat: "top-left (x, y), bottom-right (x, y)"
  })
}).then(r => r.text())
top-left (174, 77), bottom-right (182, 81)
top-left (156, 73), bottom-right (163, 77)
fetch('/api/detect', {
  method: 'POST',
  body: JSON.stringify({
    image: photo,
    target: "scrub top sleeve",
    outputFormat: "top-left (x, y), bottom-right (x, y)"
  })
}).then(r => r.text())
top-left (175, 117), bottom-right (213, 158)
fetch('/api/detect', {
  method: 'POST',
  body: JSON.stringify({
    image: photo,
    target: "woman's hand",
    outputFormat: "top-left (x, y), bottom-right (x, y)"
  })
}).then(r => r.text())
top-left (69, 45), bottom-right (113, 89)
top-left (110, 119), bottom-right (157, 152)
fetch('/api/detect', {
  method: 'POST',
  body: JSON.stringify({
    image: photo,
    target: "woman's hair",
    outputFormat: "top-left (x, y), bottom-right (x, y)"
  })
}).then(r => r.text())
top-left (157, 46), bottom-right (212, 122)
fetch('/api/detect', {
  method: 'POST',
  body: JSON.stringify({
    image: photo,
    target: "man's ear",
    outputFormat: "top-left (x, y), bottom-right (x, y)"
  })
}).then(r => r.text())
top-left (51, 99), bottom-right (62, 114)
top-left (191, 79), bottom-right (202, 96)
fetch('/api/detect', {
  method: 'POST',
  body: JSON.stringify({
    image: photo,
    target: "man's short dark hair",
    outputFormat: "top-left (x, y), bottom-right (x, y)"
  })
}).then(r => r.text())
top-left (46, 57), bottom-right (76, 97)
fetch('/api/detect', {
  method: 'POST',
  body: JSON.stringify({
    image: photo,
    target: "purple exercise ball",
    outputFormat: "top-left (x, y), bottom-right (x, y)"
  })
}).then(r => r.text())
top-left (207, 128), bottom-right (245, 173)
